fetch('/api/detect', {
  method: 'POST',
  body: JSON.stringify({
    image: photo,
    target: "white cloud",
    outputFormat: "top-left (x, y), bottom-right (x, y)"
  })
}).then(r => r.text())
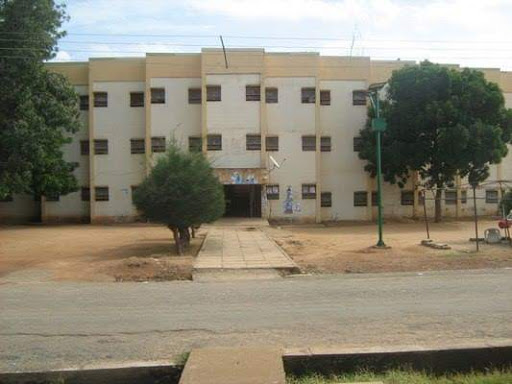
top-left (53, 50), bottom-right (72, 61)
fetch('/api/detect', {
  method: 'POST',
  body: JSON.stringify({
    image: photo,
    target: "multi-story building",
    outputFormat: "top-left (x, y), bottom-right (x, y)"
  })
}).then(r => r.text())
top-left (1, 49), bottom-right (511, 223)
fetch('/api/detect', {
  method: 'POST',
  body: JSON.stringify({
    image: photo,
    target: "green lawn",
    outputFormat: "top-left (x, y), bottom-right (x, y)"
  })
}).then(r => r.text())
top-left (287, 369), bottom-right (512, 384)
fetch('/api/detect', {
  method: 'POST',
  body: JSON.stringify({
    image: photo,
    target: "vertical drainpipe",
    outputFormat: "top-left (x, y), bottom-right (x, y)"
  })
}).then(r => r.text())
top-left (201, 56), bottom-right (208, 154)
top-left (88, 63), bottom-right (95, 223)
top-left (260, 65), bottom-right (268, 219)
top-left (315, 68), bottom-right (322, 224)
top-left (144, 59), bottom-right (152, 177)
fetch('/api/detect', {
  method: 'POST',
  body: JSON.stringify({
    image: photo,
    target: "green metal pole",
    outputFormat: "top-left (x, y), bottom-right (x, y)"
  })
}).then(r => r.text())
top-left (375, 94), bottom-right (386, 247)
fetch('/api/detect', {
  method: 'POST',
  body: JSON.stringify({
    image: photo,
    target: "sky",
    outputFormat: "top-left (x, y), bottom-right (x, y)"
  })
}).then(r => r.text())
top-left (55, 0), bottom-right (512, 71)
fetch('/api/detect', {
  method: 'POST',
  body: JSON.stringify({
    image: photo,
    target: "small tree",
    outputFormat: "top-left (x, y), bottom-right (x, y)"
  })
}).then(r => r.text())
top-left (358, 61), bottom-right (512, 222)
top-left (133, 144), bottom-right (225, 255)
top-left (500, 190), bottom-right (512, 216)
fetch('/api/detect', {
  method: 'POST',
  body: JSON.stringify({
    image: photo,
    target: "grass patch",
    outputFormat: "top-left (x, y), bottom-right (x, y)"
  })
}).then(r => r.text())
top-left (287, 369), bottom-right (512, 383)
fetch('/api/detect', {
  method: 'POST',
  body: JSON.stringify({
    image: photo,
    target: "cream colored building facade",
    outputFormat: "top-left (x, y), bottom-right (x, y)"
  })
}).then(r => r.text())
top-left (1, 49), bottom-right (512, 223)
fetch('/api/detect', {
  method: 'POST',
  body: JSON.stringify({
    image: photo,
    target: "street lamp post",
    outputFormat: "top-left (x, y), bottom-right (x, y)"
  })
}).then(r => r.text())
top-left (368, 83), bottom-right (388, 248)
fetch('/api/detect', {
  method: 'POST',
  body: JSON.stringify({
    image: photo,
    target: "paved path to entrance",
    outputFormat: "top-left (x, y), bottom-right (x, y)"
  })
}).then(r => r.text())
top-left (194, 222), bottom-right (298, 271)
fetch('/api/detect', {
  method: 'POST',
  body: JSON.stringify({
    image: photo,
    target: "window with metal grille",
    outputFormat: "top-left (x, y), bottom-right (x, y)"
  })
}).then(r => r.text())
top-left (352, 90), bottom-right (367, 106)
top-left (320, 136), bottom-right (331, 152)
top-left (321, 192), bottom-right (332, 207)
top-left (207, 134), bottom-right (222, 150)
top-left (246, 135), bottom-right (261, 150)
top-left (301, 87), bottom-right (316, 104)
top-left (95, 186), bottom-right (109, 201)
top-left (130, 138), bottom-right (145, 154)
top-left (320, 90), bottom-right (331, 106)
top-left (371, 191), bottom-right (378, 206)
top-left (80, 140), bottom-right (90, 155)
top-left (151, 137), bottom-right (166, 153)
top-left (188, 136), bottom-right (202, 152)
top-left (79, 95), bottom-right (89, 111)
top-left (445, 190), bottom-right (457, 205)
top-left (302, 184), bottom-right (317, 199)
top-left (94, 139), bottom-right (108, 155)
top-left (151, 88), bottom-right (165, 104)
top-left (81, 187), bottom-right (90, 202)
top-left (206, 85), bottom-right (221, 102)
top-left (265, 87), bottom-right (278, 103)
top-left (45, 193), bottom-right (60, 202)
top-left (302, 136), bottom-right (316, 151)
top-left (461, 190), bottom-right (467, 204)
top-left (131, 185), bottom-right (138, 202)
top-left (266, 184), bottom-right (279, 200)
top-left (353, 137), bottom-right (363, 152)
top-left (266, 136), bottom-right (279, 151)
top-left (246, 85), bottom-right (261, 101)
top-left (188, 88), bottom-right (202, 104)
top-left (0, 195), bottom-right (13, 202)
top-left (354, 191), bottom-right (368, 207)
top-left (93, 92), bottom-right (108, 107)
top-left (130, 92), bottom-right (144, 107)
top-left (401, 190), bottom-right (414, 206)
top-left (486, 189), bottom-right (499, 204)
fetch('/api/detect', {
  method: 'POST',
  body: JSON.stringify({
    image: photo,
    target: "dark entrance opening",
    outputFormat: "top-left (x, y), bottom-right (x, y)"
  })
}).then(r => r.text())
top-left (224, 184), bottom-right (262, 218)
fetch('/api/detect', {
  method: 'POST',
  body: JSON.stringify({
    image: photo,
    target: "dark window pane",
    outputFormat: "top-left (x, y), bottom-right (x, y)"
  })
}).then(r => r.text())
top-left (320, 90), bottom-right (331, 106)
top-left (206, 86), bottom-right (221, 102)
top-left (401, 190), bottom-right (414, 206)
top-left (93, 92), bottom-right (108, 107)
top-left (151, 137), bottom-right (166, 153)
top-left (354, 191), bottom-right (368, 206)
top-left (246, 135), bottom-right (261, 150)
top-left (352, 90), bottom-right (367, 106)
top-left (246, 85), bottom-right (261, 101)
top-left (79, 95), bottom-right (89, 111)
top-left (302, 184), bottom-right (316, 199)
top-left (266, 184), bottom-right (279, 200)
top-left (130, 92), bottom-right (144, 107)
top-left (80, 140), bottom-right (90, 155)
top-left (265, 87), bottom-right (278, 103)
top-left (94, 139), bottom-right (108, 155)
top-left (301, 87), bottom-right (316, 104)
top-left (320, 136), bottom-right (331, 152)
top-left (130, 138), bottom-right (145, 154)
top-left (266, 136), bottom-right (279, 151)
top-left (207, 134), bottom-right (222, 150)
top-left (321, 192), bottom-right (332, 207)
top-left (151, 88), bottom-right (165, 104)
top-left (189, 136), bottom-right (202, 152)
top-left (302, 136), bottom-right (316, 151)
top-left (95, 186), bottom-right (109, 201)
top-left (188, 88), bottom-right (202, 104)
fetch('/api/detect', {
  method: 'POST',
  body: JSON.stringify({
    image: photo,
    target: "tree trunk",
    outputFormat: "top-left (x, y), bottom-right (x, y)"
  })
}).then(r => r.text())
top-left (434, 187), bottom-right (442, 223)
top-left (169, 225), bottom-right (183, 255)
top-left (191, 226), bottom-right (196, 239)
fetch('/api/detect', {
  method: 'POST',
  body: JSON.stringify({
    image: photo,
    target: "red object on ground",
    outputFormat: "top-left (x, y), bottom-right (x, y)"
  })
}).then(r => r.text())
top-left (498, 219), bottom-right (511, 229)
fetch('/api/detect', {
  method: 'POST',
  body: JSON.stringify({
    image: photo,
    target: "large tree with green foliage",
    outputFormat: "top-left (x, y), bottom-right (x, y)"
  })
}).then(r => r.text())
top-left (359, 61), bottom-right (512, 222)
top-left (0, 0), bottom-right (81, 202)
top-left (133, 144), bottom-right (225, 255)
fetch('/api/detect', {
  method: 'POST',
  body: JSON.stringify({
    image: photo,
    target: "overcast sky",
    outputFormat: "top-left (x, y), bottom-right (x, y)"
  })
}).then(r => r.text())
top-left (56, 0), bottom-right (512, 71)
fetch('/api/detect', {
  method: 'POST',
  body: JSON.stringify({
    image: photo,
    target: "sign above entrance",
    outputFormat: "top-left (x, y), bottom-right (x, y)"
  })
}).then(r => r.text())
top-left (215, 168), bottom-right (269, 185)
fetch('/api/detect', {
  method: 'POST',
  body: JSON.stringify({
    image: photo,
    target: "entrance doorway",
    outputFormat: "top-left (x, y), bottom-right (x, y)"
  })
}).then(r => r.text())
top-left (224, 185), bottom-right (262, 218)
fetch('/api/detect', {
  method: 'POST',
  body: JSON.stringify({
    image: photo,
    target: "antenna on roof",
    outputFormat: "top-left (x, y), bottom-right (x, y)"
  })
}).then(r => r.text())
top-left (220, 35), bottom-right (228, 69)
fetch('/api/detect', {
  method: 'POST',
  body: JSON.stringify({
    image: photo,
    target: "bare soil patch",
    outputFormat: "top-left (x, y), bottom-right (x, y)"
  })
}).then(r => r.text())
top-left (0, 223), bottom-right (205, 282)
top-left (265, 219), bottom-right (512, 274)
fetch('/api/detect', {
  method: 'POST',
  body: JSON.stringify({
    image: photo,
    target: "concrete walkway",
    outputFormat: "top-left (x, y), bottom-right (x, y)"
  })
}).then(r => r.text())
top-left (194, 224), bottom-right (298, 272)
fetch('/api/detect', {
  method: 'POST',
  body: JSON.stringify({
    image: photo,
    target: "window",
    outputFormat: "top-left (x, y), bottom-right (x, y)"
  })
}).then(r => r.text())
top-left (95, 186), bottom-right (109, 202)
top-left (246, 85), bottom-right (261, 101)
top-left (352, 90), bottom-right (367, 106)
top-left (461, 190), bottom-right (467, 204)
top-left (302, 184), bottom-right (317, 199)
top-left (266, 136), bottom-right (279, 152)
top-left (445, 190), bottom-right (457, 205)
top-left (206, 85), bottom-right (221, 102)
top-left (301, 87), bottom-right (316, 104)
top-left (93, 92), bottom-right (107, 108)
top-left (151, 88), bottom-right (165, 104)
top-left (151, 137), bottom-right (166, 153)
top-left (320, 136), bottom-right (331, 152)
top-left (80, 140), bottom-right (90, 155)
top-left (321, 192), bottom-right (332, 207)
top-left (0, 195), bottom-right (13, 202)
top-left (265, 87), bottom-right (278, 103)
top-left (188, 88), bottom-right (202, 104)
top-left (207, 134), bottom-right (222, 150)
top-left (246, 134), bottom-right (261, 150)
top-left (266, 184), bottom-right (279, 200)
top-left (79, 95), bottom-right (89, 111)
top-left (45, 194), bottom-right (60, 202)
top-left (401, 190), bottom-right (414, 206)
top-left (486, 189), bottom-right (499, 204)
top-left (371, 191), bottom-right (378, 206)
top-left (302, 136), bottom-right (316, 151)
top-left (354, 191), bottom-right (368, 207)
top-left (188, 137), bottom-right (202, 152)
top-left (130, 138), bottom-right (145, 154)
top-left (81, 187), bottom-right (90, 202)
top-left (353, 137), bottom-right (363, 152)
top-left (130, 92), bottom-right (144, 107)
top-left (94, 139), bottom-right (108, 155)
top-left (320, 90), bottom-right (331, 106)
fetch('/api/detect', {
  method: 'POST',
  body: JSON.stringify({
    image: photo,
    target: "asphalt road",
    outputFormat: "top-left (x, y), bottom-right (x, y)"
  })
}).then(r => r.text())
top-left (1, 269), bottom-right (512, 372)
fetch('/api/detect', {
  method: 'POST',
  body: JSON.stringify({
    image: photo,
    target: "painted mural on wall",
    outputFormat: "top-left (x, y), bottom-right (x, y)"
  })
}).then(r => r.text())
top-left (230, 171), bottom-right (257, 185)
top-left (283, 186), bottom-right (301, 214)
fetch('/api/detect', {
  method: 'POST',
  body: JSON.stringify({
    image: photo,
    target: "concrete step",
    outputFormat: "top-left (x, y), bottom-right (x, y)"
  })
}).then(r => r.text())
top-left (193, 268), bottom-right (283, 282)
top-left (179, 347), bottom-right (286, 384)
